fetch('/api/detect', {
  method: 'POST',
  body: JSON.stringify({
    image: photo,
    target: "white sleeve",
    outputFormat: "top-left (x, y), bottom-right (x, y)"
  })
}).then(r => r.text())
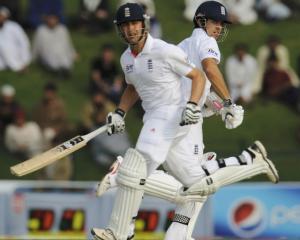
top-left (166, 45), bottom-right (195, 76)
top-left (32, 29), bottom-right (41, 60)
top-left (245, 55), bottom-right (258, 90)
top-left (199, 38), bottom-right (221, 64)
top-left (124, 75), bottom-right (130, 84)
top-left (14, 24), bottom-right (31, 66)
top-left (62, 26), bottom-right (76, 58)
top-left (4, 126), bottom-right (17, 152)
top-left (28, 122), bottom-right (43, 144)
top-left (120, 57), bottom-right (131, 85)
top-left (225, 56), bottom-right (237, 87)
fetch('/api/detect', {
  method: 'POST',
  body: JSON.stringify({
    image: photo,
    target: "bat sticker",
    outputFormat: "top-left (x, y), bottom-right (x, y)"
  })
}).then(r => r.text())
top-left (56, 136), bottom-right (84, 152)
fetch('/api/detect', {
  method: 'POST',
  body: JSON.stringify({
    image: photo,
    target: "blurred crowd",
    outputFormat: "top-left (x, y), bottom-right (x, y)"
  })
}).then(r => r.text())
top-left (0, 0), bottom-right (299, 180)
top-left (184, 0), bottom-right (300, 25)
top-left (0, 0), bottom-right (142, 180)
top-left (225, 35), bottom-right (300, 111)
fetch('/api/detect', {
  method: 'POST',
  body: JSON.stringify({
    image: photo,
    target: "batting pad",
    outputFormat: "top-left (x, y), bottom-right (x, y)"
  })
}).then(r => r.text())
top-left (108, 148), bottom-right (147, 240)
top-left (185, 161), bottom-right (267, 196)
top-left (145, 170), bottom-right (185, 204)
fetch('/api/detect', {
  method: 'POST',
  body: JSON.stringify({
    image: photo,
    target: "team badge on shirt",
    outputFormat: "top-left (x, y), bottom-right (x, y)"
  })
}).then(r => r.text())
top-left (125, 64), bottom-right (134, 73)
top-left (194, 144), bottom-right (199, 155)
top-left (147, 59), bottom-right (153, 72)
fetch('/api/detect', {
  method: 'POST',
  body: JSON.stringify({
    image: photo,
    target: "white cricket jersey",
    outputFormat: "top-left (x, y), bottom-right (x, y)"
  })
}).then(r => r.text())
top-left (178, 28), bottom-right (221, 107)
top-left (120, 34), bottom-right (194, 113)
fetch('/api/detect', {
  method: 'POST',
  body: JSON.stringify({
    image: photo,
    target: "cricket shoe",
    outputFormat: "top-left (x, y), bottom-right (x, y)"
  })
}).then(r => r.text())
top-left (91, 228), bottom-right (116, 240)
top-left (91, 228), bottom-right (133, 240)
top-left (246, 140), bottom-right (279, 183)
top-left (96, 173), bottom-right (111, 197)
top-left (182, 141), bottom-right (279, 197)
top-left (96, 156), bottom-right (123, 197)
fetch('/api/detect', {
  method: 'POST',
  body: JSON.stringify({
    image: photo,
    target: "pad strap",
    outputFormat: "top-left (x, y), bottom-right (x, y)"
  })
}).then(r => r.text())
top-left (216, 158), bottom-right (226, 168)
top-left (201, 165), bottom-right (210, 176)
top-left (117, 148), bottom-right (147, 190)
top-left (236, 155), bottom-right (248, 165)
top-left (173, 214), bottom-right (190, 225)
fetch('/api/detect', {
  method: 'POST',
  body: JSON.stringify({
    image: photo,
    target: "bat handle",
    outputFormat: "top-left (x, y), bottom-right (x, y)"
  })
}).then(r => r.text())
top-left (83, 125), bottom-right (108, 141)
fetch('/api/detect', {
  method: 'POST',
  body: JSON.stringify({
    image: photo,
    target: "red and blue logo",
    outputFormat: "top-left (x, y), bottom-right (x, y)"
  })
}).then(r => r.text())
top-left (229, 198), bottom-right (267, 238)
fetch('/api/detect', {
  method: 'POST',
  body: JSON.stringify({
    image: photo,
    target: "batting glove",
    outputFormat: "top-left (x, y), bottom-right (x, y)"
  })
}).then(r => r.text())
top-left (106, 108), bottom-right (126, 135)
top-left (180, 101), bottom-right (202, 126)
top-left (220, 99), bottom-right (244, 129)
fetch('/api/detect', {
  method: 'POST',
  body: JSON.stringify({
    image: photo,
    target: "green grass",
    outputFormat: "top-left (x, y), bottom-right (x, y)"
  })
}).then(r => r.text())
top-left (1, 0), bottom-right (300, 181)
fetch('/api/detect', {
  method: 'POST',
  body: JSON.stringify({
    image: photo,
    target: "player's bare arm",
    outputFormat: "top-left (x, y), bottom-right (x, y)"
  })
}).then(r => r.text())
top-left (202, 58), bottom-right (231, 100)
top-left (118, 84), bottom-right (139, 113)
top-left (186, 68), bottom-right (206, 103)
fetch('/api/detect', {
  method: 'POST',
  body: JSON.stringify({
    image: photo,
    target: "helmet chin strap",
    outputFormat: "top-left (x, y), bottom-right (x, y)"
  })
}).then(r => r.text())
top-left (195, 16), bottom-right (228, 42)
top-left (129, 30), bottom-right (147, 47)
top-left (117, 23), bottom-right (148, 46)
top-left (195, 17), bottom-right (210, 36)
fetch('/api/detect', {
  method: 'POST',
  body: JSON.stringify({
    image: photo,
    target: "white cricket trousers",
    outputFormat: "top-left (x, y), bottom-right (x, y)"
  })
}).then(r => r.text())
top-left (135, 105), bottom-right (206, 184)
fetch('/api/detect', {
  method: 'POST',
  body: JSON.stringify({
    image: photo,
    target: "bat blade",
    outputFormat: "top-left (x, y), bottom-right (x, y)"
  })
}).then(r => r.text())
top-left (10, 135), bottom-right (86, 177)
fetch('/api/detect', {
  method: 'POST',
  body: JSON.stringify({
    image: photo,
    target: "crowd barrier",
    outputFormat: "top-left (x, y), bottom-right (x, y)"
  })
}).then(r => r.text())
top-left (0, 181), bottom-right (299, 239)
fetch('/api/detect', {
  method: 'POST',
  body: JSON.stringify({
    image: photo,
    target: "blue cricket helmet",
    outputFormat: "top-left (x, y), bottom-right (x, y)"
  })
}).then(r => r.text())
top-left (193, 1), bottom-right (231, 28)
top-left (114, 3), bottom-right (146, 25)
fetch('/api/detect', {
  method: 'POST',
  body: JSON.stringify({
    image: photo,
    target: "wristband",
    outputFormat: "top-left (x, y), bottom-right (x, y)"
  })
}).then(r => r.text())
top-left (223, 99), bottom-right (232, 107)
top-left (115, 108), bottom-right (126, 118)
top-left (187, 101), bottom-right (198, 106)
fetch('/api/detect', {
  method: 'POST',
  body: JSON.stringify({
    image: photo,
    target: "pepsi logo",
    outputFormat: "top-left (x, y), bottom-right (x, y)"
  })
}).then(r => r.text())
top-left (229, 198), bottom-right (267, 238)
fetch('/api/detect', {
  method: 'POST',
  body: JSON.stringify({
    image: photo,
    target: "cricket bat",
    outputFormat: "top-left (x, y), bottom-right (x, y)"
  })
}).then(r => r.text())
top-left (205, 91), bottom-right (224, 112)
top-left (10, 125), bottom-right (108, 177)
top-left (205, 91), bottom-right (233, 120)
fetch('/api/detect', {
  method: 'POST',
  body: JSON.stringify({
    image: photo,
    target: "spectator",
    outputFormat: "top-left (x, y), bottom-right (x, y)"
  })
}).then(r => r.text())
top-left (25, 0), bottom-right (64, 29)
top-left (81, 90), bottom-right (115, 132)
top-left (256, 0), bottom-right (291, 22)
top-left (262, 55), bottom-right (300, 112)
top-left (4, 109), bottom-right (44, 159)
top-left (140, 1), bottom-right (162, 38)
top-left (225, 43), bottom-right (257, 104)
top-left (297, 54), bottom-right (300, 78)
top-left (0, 84), bottom-right (21, 137)
top-left (281, 0), bottom-right (300, 15)
top-left (119, 0), bottom-right (162, 38)
top-left (32, 82), bottom-right (71, 148)
top-left (0, 7), bottom-right (31, 72)
top-left (184, 0), bottom-right (225, 21)
top-left (32, 12), bottom-right (77, 79)
top-left (77, 0), bottom-right (112, 34)
top-left (81, 90), bottom-right (131, 167)
top-left (89, 44), bottom-right (124, 103)
top-left (185, 0), bottom-right (257, 25)
top-left (226, 0), bottom-right (258, 25)
top-left (0, 0), bottom-right (21, 24)
top-left (254, 35), bottom-right (299, 94)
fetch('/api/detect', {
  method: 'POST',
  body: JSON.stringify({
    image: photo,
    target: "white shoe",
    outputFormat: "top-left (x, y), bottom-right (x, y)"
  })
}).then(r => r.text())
top-left (96, 156), bottom-right (123, 197)
top-left (96, 173), bottom-right (111, 197)
top-left (91, 228), bottom-right (116, 240)
top-left (247, 141), bottom-right (279, 183)
top-left (91, 227), bottom-right (134, 240)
